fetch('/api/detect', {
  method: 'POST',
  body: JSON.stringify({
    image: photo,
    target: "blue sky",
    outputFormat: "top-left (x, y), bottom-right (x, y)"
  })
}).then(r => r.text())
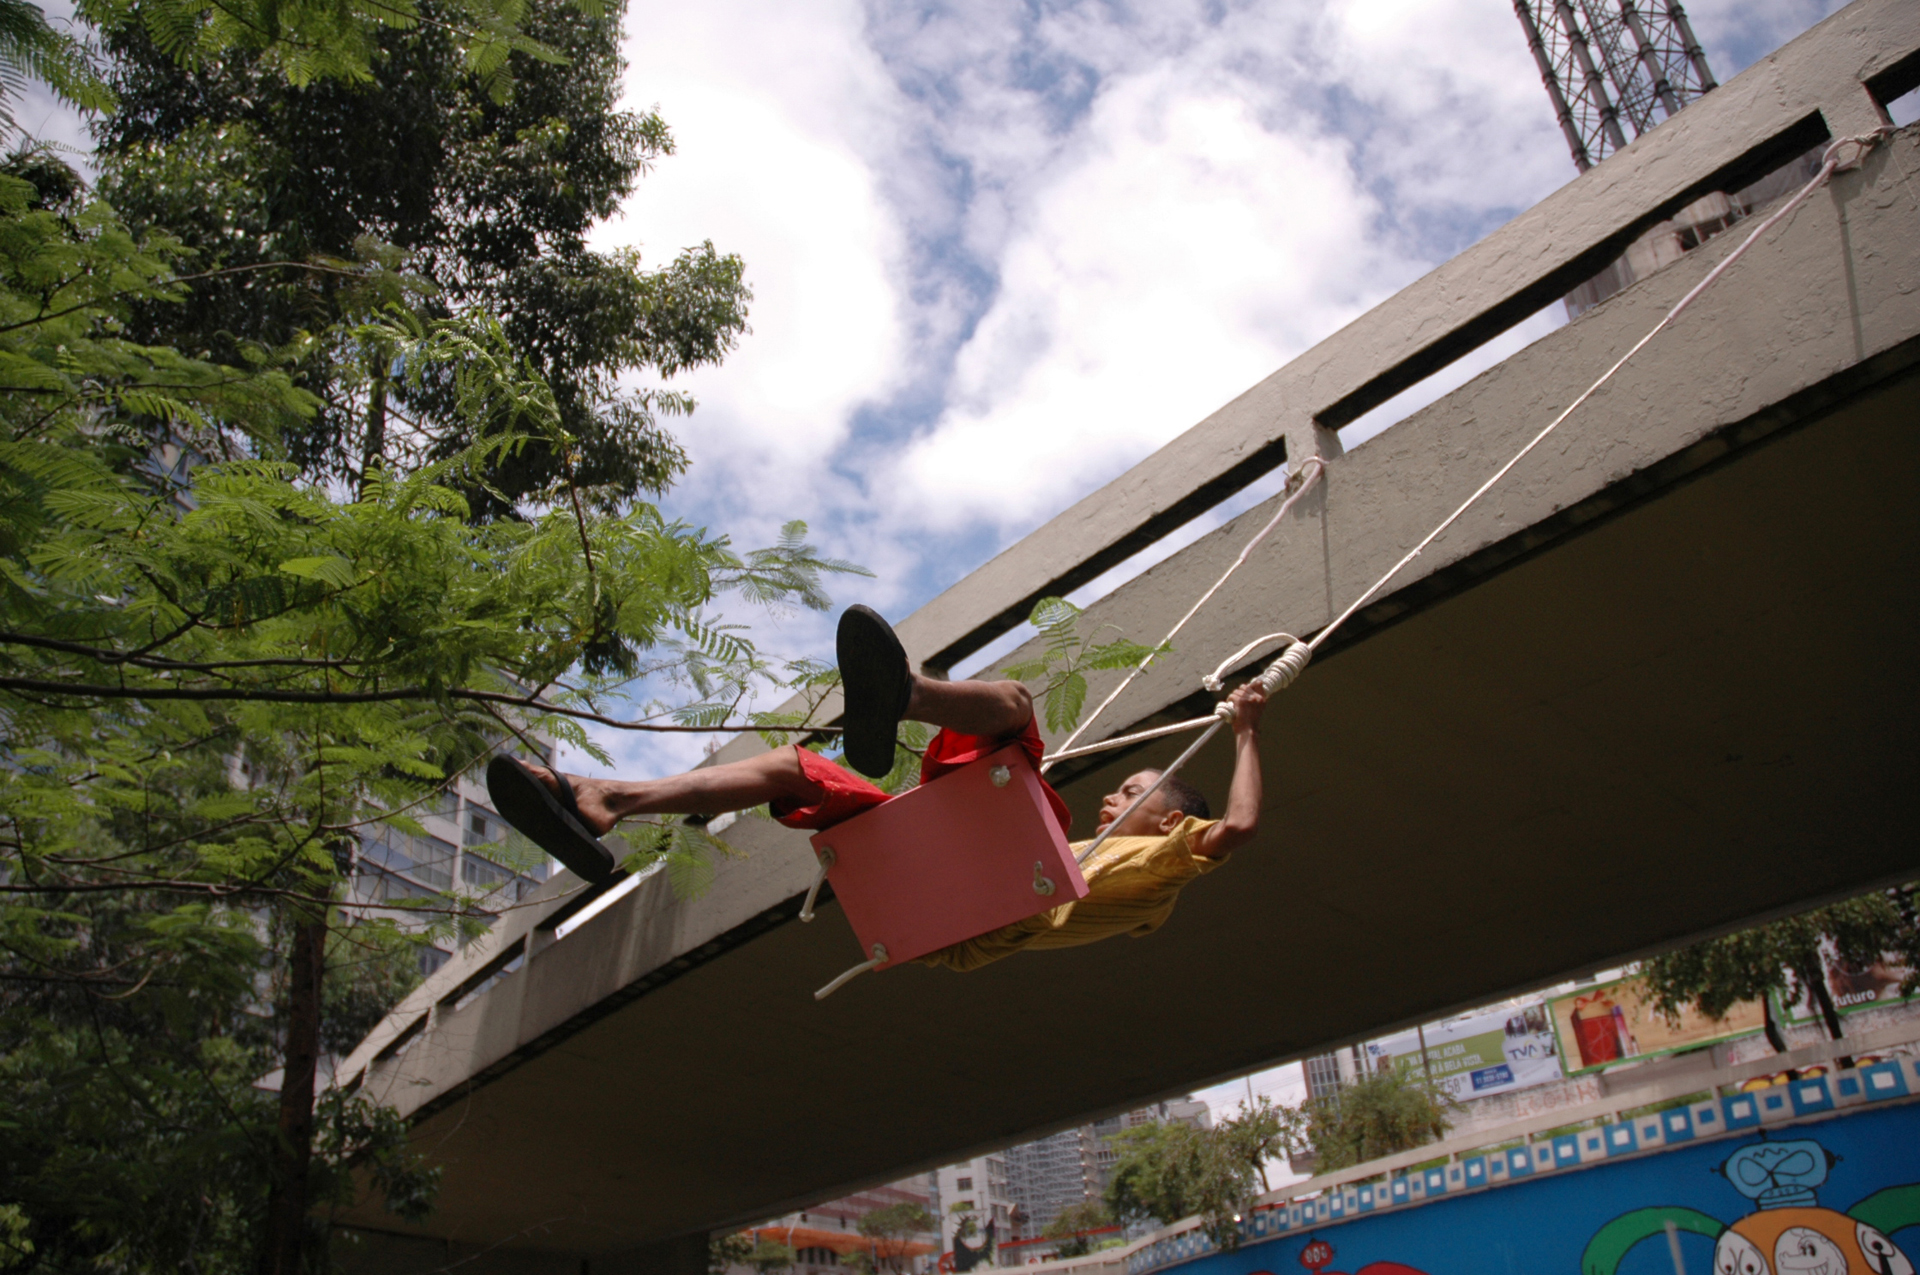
top-left (582, 0), bottom-right (1868, 779)
top-left (12, 0), bottom-right (1879, 782)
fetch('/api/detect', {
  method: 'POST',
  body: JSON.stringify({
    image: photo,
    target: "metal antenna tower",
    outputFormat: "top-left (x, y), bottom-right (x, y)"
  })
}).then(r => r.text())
top-left (1514, 1), bottom-right (1719, 171)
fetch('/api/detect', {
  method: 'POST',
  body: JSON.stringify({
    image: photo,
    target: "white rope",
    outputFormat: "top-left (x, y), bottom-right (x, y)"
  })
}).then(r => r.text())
top-left (1203, 632), bottom-right (1299, 692)
top-left (1075, 710), bottom-right (1231, 865)
top-left (1300, 128), bottom-right (1888, 660)
top-left (1039, 128), bottom-right (1889, 776)
top-left (798, 846), bottom-right (833, 922)
top-left (1045, 713), bottom-right (1219, 765)
top-left (814, 943), bottom-right (887, 1000)
top-left (1042, 458), bottom-right (1326, 773)
top-left (1067, 634), bottom-right (1315, 860)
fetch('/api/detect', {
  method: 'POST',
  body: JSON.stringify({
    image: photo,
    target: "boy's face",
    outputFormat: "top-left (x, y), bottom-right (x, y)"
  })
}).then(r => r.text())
top-left (1096, 770), bottom-right (1181, 837)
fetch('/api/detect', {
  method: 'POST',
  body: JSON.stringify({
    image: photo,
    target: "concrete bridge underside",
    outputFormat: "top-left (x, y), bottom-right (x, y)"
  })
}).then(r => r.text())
top-left (335, 8), bottom-right (1920, 1270)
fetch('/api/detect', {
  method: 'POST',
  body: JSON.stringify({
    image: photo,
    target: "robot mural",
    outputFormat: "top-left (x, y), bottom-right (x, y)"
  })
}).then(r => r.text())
top-left (1583, 1140), bottom-right (1920, 1275)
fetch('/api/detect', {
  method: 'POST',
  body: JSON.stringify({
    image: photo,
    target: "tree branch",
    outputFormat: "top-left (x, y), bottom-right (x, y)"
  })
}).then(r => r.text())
top-left (0, 673), bottom-right (842, 733)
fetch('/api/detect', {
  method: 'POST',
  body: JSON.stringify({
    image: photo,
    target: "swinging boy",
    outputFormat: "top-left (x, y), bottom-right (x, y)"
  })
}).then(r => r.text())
top-left (488, 606), bottom-right (1269, 971)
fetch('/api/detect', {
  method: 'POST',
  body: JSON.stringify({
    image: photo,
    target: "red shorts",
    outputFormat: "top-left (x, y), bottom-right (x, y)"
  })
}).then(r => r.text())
top-left (770, 716), bottom-right (1071, 836)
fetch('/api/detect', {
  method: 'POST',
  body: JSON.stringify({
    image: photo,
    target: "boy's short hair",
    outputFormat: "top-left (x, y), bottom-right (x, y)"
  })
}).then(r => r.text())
top-left (1150, 773), bottom-right (1211, 820)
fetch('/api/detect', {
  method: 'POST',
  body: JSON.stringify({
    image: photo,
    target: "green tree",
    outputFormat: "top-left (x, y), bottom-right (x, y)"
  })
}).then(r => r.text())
top-left (78, 0), bottom-right (582, 96)
top-left (1103, 1101), bottom-right (1305, 1251)
top-left (0, 148), bottom-right (847, 1275)
top-left (1105, 1120), bottom-right (1253, 1251)
top-left (1640, 885), bottom-right (1917, 1051)
top-left (1042, 1201), bottom-right (1113, 1258)
top-left (92, 0), bottom-right (749, 522)
top-left (858, 1203), bottom-right (934, 1274)
top-left (1302, 1063), bottom-right (1456, 1173)
top-left (710, 1231), bottom-right (756, 1275)
top-left (1217, 1097), bottom-right (1306, 1195)
top-left (744, 1240), bottom-right (796, 1275)
top-left (0, 2), bottom-right (844, 1269)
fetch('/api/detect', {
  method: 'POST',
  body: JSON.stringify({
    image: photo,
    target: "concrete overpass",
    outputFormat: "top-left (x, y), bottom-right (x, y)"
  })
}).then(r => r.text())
top-left (334, 4), bottom-right (1920, 1269)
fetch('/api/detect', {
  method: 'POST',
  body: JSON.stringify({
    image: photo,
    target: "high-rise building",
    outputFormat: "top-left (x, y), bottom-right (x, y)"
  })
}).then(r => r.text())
top-left (1003, 1129), bottom-right (1094, 1234)
top-left (344, 766), bottom-right (552, 976)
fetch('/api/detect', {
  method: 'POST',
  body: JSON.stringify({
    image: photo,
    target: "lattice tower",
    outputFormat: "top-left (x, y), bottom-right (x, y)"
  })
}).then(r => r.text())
top-left (1513, 0), bottom-right (1719, 171)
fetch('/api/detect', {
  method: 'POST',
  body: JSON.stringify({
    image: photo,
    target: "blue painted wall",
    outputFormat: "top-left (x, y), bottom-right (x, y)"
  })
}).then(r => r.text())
top-left (1163, 1102), bottom-right (1920, 1275)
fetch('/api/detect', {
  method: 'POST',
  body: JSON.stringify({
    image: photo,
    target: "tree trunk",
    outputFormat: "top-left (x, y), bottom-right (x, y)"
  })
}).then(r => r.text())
top-left (1804, 966), bottom-right (1845, 1041)
top-left (1761, 995), bottom-right (1787, 1053)
top-left (1804, 965), bottom-right (1854, 1067)
top-left (261, 914), bottom-right (327, 1275)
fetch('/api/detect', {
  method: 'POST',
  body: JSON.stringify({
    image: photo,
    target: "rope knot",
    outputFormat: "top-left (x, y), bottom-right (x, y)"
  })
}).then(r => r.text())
top-left (1255, 640), bottom-right (1312, 695)
top-left (1824, 126), bottom-right (1895, 173)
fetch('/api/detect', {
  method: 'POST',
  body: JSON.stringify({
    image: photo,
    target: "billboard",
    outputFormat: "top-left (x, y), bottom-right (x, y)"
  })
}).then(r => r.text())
top-left (1363, 1003), bottom-right (1561, 1101)
top-left (1547, 976), bottom-right (1764, 1076)
top-left (1780, 938), bottom-right (1918, 1024)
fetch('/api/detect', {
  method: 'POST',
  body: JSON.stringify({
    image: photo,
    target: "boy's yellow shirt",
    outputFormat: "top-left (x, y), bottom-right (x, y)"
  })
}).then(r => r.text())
top-left (913, 816), bottom-right (1225, 973)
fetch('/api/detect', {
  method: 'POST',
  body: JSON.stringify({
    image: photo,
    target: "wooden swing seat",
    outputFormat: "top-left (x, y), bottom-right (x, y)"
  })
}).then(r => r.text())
top-left (810, 743), bottom-right (1089, 971)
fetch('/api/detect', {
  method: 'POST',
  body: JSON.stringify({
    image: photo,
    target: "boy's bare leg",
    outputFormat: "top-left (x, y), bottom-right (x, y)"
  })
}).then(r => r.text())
top-left (520, 676), bottom-right (1030, 835)
top-left (906, 675), bottom-right (1033, 739)
top-left (522, 749), bottom-right (822, 837)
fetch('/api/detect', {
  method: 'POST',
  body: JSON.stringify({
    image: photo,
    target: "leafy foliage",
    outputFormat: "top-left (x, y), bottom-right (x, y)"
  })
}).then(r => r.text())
top-left (1302, 1062), bottom-right (1456, 1173)
top-left (0, 110), bottom-right (848, 1275)
top-left (1042, 1201), bottom-right (1114, 1258)
top-left (0, 856), bottom-right (440, 1271)
top-left (857, 1202), bottom-right (934, 1241)
top-left (93, 0), bottom-right (751, 520)
top-left (743, 1240), bottom-right (796, 1275)
top-left (1001, 596), bottom-right (1167, 734)
top-left (0, 0), bottom-right (112, 132)
top-left (1640, 884), bottom-right (1918, 1046)
top-left (1216, 1097), bottom-right (1303, 1195)
top-left (1104, 1103), bottom-right (1296, 1252)
top-left (857, 1203), bottom-right (934, 1274)
top-left (710, 1232), bottom-right (757, 1275)
top-left (78, 0), bottom-right (578, 97)
top-left (0, 0), bottom-right (857, 1266)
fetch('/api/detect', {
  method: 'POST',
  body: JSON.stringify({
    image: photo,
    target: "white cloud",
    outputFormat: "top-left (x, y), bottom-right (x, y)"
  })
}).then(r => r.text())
top-left (600, 0), bottom-right (911, 539)
top-left (566, 0), bottom-right (1860, 779)
top-left (885, 70), bottom-right (1399, 530)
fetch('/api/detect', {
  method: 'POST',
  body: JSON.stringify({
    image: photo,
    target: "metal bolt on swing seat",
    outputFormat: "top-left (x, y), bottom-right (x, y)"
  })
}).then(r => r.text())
top-left (1032, 861), bottom-right (1055, 896)
top-left (989, 765), bottom-right (1011, 787)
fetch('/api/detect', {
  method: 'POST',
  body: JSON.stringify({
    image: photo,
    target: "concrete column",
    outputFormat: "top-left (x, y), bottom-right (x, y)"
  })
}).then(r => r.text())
top-left (1821, 83), bottom-right (1894, 141)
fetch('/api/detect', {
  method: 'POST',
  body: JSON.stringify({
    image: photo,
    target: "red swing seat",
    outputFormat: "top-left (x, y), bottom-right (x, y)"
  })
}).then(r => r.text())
top-left (809, 743), bottom-right (1089, 971)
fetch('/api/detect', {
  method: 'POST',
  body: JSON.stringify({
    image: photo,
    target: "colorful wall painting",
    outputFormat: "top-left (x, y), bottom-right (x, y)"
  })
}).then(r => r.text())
top-left (1547, 976), bottom-right (1765, 1075)
top-left (1153, 1100), bottom-right (1919, 1275)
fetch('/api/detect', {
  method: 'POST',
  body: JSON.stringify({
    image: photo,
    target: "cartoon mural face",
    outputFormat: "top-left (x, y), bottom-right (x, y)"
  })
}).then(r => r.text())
top-left (1713, 1208), bottom-right (1912, 1275)
top-left (1586, 1138), bottom-right (1919, 1275)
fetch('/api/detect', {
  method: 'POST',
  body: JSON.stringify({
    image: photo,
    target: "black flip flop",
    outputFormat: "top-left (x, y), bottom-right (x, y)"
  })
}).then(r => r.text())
top-left (837, 605), bottom-right (912, 778)
top-left (486, 756), bottom-right (617, 885)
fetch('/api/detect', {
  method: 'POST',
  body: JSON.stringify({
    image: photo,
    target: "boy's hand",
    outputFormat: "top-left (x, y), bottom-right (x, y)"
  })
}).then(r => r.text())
top-left (1194, 681), bottom-right (1269, 859)
top-left (1226, 681), bottom-right (1268, 735)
